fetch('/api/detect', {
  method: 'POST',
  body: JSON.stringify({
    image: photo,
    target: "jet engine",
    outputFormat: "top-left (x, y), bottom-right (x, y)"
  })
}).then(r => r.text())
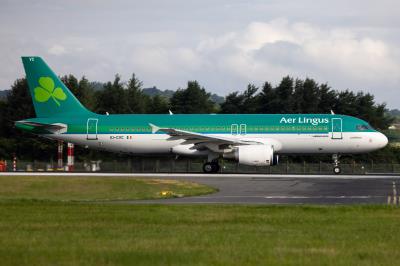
top-left (234, 144), bottom-right (276, 166)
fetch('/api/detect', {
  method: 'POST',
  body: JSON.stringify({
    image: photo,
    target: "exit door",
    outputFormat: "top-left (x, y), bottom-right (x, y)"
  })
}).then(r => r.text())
top-left (87, 118), bottom-right (98, 140)
top-left (331, 118), bottom-right (343, 139)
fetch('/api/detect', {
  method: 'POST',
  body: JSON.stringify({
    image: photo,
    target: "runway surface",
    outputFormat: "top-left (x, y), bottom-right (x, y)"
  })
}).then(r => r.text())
top-left (126, 174), bottom-right (400, 205)
top-left (3, 172), bottom-right (399, 204)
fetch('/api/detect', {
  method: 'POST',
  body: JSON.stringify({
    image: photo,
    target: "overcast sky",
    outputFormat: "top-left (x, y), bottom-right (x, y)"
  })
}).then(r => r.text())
top-left (1, 0), bottom-right (399, 108)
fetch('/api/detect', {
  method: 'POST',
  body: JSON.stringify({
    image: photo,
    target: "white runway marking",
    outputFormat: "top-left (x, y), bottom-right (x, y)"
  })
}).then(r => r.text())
top-left (193, 195), bottom-right (382, 199)
top-left (263, 196), bottom-right (379, 199)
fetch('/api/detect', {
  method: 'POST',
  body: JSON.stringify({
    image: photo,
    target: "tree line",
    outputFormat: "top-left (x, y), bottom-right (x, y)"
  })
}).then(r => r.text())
top-left (0, 73), bottom-right (397, 162)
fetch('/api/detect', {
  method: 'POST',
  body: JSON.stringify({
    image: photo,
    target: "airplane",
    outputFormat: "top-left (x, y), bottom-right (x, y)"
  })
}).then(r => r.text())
top-left (15, 56), bottom-right (388, 174)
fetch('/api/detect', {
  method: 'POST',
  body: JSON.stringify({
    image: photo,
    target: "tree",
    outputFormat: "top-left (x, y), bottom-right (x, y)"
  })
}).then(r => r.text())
top-left (241, 84), bottom-right (259, 113)
top-left (149, 95), bottom-right (170, 114)
top-left (301, 78), bottom-right (320, 113)
top-left (335, 90), bottom-right (359, 116)
top-left (0, 100), bottom-right (7, 137)
top-left (96, 75), bottom-right (129, 114)
top-left (220, 92), bottom-right (244, 113)
top-left (78, 76), bottom-right (96, 111)
top-left (4, 78), bottom-right (35, 134)
top-left (170, 81), bottom-right (215, 113)
top-left (61, 75), bottom-right (96, 111)
top-left (61, 75), bottom-right (79, 96)
top-left (317, 83), bottom-right (337, 114)
top-left (126, 73), bottom-right (149, 114)
top-left (275, 76), bottom-right (294, 113)
top-left (2, 78), bottom-right (55, 160)
top-left (220, 84), bottom-right (259, 113)
top-left (257, 81), bottom-right (279, 113)
top-left (292, 79), bottom-right (304, 113)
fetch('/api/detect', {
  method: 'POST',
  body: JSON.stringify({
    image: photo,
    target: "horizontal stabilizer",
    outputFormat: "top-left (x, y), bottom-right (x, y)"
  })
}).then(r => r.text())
top-left (15, 120), bottom-right (67, 134)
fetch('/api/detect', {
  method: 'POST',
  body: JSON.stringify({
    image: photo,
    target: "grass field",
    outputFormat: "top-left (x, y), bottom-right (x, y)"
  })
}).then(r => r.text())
top-left (1, 175), bottom-right (399, 265)
top-left (0, 175), bottom-right (216, 201)
top-left (0, 203), bottom-right (399, 265)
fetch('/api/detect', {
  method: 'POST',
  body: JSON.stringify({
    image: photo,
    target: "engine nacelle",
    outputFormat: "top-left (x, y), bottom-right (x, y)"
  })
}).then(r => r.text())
top-left (234, 145), bottom-right (274, 166)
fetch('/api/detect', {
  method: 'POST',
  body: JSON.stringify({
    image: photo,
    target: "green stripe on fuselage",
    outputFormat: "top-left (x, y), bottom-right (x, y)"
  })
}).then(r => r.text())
top-left (17, 114), bottom-right (376, 135)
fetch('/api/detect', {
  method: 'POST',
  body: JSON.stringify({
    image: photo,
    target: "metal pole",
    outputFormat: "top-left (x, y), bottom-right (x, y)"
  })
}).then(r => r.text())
top-left (12, 153), bottom-right (17, 172)
top-left (57, 140), bottom-right (63, 170)
top-left (155, 159), bottom-right (160, 173)
top-left (67, 143), bottom-right (74, 172)
top-left (393, 181), bottom-right (397, 205)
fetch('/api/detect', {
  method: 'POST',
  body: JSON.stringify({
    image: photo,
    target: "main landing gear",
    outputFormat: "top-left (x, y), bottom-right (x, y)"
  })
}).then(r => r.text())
top-left (203, 153), bottom-right (220, 173)
top-left (332, 154), bottom-right (341, 174)
top-left (203, 161), bottom-right (220, 173)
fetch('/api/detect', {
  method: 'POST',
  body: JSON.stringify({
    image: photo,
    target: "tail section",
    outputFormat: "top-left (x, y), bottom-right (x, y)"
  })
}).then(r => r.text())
top-left (21, 56), bottom-right (92, 118)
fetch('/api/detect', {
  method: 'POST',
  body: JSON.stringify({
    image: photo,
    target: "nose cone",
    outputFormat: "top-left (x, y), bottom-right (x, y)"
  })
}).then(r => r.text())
top-left (376, 132), bottom-right (388, 149)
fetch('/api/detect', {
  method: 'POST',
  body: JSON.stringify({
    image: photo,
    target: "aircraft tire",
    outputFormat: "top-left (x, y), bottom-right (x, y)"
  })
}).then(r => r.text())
top-left (203, 162), bottom-right (214, 173)
top-left (333, 166), bottom-right (341, 175)
top-left (203, 162), bottom-right (220, 173)
top-left (211, 162), bottom-right (220, 173)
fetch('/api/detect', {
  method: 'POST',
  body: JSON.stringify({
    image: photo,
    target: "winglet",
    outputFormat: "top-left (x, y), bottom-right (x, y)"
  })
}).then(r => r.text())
top-left (149, 123), bottom-right (160, 134)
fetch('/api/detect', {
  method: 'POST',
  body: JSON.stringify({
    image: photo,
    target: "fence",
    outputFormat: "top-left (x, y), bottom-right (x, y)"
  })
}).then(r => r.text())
top-left (2, 158), bottom-right (400, 174)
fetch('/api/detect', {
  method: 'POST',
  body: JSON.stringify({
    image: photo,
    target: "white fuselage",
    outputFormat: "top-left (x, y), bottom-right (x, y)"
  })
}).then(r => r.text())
top-left (48, 131), bottom-right (388, 156)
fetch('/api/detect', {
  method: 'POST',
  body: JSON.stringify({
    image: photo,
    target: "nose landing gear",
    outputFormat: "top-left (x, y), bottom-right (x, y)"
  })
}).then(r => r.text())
top-left (332, 154), bottom-right (341, 174)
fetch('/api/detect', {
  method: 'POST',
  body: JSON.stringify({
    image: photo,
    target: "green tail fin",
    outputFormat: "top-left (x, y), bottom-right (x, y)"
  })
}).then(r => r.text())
top-left (21, 56), bottom-right (92, 118)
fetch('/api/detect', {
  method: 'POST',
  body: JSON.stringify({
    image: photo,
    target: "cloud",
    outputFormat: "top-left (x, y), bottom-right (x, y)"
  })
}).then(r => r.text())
top-left (1, 0), bottom-right (399, 108)
top-left (36, 20), bottom-right (400, 107)
top-left (195, 19), bottom-right (400, 83)
top-left (48, 45), bottom-right (67, 55)
top-left (178, 19), bottom-right (400, 105)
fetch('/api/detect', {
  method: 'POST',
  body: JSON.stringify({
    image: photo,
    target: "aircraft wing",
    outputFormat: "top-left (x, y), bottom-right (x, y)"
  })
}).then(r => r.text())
top-left (149, 123), bottom-right (262, 145)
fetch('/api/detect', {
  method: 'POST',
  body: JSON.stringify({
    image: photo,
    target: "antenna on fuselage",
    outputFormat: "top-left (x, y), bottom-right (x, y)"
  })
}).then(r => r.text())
top-left (330, 110), bottom-right (335, 115)
top-left (169, 110), bottom-right (173, 115)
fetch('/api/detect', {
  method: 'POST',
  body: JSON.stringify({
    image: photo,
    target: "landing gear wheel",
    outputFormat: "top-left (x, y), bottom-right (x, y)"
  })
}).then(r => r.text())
top-left (203, 162), bottom-right (214, 173)
top-left (212, 162), bottom-right (220, 173)
top-left (203, 162), bottom-right (220, 173)
top-left (333, 166), bottom-right (341, 175)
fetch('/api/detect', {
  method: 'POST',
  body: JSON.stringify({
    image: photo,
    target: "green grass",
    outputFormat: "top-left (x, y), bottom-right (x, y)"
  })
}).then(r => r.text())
top-left (1, 176), bottom-right (399, 265)
top-left (0, 203), bottom-right (399, 265)
top-left (0, 175), bottom-right (216, 201)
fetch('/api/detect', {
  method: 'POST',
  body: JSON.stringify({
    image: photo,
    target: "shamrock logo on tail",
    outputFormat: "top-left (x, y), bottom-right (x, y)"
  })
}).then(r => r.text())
top-left (34, 77), bottom-right (67, 106)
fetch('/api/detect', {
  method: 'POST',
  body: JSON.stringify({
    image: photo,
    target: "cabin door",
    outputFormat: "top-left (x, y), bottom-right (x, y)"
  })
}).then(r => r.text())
top-left (331, 118), bottom-right (343, 139)
top-left (87, 118), bottom-right (98, 140)
top-left (231, 124), bottom-right (238, 135)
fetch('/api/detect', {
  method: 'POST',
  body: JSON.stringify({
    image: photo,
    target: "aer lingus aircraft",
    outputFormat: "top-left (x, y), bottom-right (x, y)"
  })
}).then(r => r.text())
top-left (16, 57), bottom-right (388, 173)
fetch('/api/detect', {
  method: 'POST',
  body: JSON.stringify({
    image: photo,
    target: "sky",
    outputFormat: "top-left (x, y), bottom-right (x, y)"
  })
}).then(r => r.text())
top-left (0, 0), bottom-right (399, 108)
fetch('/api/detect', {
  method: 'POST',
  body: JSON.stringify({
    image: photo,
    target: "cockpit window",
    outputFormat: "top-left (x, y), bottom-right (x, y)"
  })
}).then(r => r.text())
top-left (356, 125), bottom-right (370, 131)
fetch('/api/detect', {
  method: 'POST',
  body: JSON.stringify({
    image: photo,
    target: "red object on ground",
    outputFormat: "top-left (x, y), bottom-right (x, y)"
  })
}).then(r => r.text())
top-left (67, 143), bottom-right (74, 171)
